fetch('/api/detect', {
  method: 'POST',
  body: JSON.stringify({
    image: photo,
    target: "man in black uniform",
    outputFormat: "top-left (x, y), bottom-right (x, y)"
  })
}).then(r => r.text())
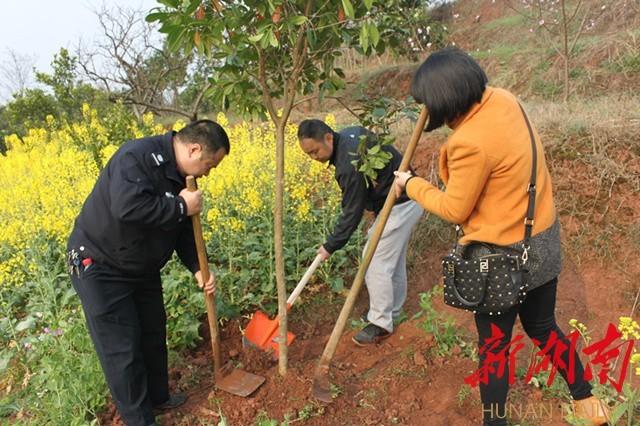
top-left (297, 119), bottom-right (423, 346)
top-left (67, 120), bottom-right (228, 426)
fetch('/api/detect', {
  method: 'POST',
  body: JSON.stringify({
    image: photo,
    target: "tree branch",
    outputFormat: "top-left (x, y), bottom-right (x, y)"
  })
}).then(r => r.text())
top-left (282, 0), bottom-right (313, 120)
top-left (325, 96), bottom-right (360, 120)
top-left (257, 48), bottom-right (279, 125)
top-left (122, 97), bottom-right (193, 119)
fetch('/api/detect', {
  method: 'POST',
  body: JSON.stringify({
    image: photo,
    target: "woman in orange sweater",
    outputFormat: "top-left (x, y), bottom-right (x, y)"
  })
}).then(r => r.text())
top-left (394, 48), bottom-right (608, 426)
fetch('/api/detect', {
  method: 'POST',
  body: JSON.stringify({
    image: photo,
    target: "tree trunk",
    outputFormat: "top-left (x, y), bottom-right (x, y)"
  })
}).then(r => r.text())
top-left (274, 123), bottom-right (288, 375)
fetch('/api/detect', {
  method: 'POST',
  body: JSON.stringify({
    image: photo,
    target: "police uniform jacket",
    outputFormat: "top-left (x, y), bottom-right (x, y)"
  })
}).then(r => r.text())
top-left (324, 126), bottom-right (411, 254)
top-left (68, 131), bottom-right (199, 276)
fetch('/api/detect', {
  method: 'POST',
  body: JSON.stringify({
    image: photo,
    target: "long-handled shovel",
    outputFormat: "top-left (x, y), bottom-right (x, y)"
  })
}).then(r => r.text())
top-left (243, 253), bottom-right (323, 358)
top-left (312, 107), bottom-right (430, 403)
top-left (187, 176), bottom-right (265, 397)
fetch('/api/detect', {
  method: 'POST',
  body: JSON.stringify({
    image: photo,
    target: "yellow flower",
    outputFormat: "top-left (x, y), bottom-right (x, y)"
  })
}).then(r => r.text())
top-left (0, 104), bottom-right (167, 288)
top-left (0, 107), bottom-right (343, 289)
top-left (618, 316), bottom-right (640, 340)
top-left (142, 112), bottom-right (155, 128)
top-left (173, 119), bottom-right (187, 132)
top-left (45, 115), bottom-right (56, 127)
top-left (325, 113), bottom-right (337, 129)
top-left (100, 145), bottom-right (119, 165)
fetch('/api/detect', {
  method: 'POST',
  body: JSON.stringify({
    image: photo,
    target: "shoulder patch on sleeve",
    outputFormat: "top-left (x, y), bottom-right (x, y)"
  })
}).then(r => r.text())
top-left (150, 152), bottom-right (167, 167)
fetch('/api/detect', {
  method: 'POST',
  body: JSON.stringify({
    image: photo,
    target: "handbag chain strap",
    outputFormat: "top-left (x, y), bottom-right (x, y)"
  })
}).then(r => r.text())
top-left (454, 102), bottom-right (538, 265)
top-left (520, 103), bottom-right (537, 265)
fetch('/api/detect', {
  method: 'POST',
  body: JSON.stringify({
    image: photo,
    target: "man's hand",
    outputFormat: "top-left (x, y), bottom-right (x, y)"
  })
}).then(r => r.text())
top-left (317, 245), bottom-right (331, 261)
top-left (393, 171), bottom-right (413, 199)
top-left (179, 187), bottom-right (203, 216)
top-left (195, 269), bottom-right (215, 295)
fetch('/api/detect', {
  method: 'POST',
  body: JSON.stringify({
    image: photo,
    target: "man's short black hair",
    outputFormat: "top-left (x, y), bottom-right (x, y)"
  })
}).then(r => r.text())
top-left (177, 119), bottom-right (230, 154)
top-left (297, 119), bottom-right (334, 141)
top-left (411, 47), bottom-right (488, 132)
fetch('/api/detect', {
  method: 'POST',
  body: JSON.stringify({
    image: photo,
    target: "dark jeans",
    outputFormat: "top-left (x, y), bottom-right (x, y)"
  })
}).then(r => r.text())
top-left (474, 278), bottom-right (593, 426)
top-left (71, 261), bottom-right (168, 426)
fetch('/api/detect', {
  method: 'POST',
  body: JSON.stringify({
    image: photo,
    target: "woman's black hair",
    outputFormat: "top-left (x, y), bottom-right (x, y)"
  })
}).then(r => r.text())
top-left (411, 47), bottom-right (488, 132)
top-left (297, 119), bottom-right (334, 141)
top-left (177, 119), bottom-right (230, 154)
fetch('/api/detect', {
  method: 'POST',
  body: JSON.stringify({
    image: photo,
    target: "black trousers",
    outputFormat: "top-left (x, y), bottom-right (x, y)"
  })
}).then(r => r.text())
top-left (475, 278), bottom-right (593, 426)
top-left (71, 261), bottom-right (169, 426)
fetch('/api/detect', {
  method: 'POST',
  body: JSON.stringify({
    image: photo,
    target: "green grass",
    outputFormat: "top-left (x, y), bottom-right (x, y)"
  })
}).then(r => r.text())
top-left (416, 287), bottom-right (474, 358)
top-left (604, 52), bottom-right (640, 74)
top-left (482, 14), bottom-right (526, 31)
top-left (470, 44), bottom-right (529, 62)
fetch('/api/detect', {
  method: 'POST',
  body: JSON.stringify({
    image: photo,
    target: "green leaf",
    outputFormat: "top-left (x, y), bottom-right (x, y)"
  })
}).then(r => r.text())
top-left (372, 107), bottom-right (386, 118)
top-left (184, 0), bottom-right (201, 15)
top-left (609, 401), bottom-right (628, 424)
top-left (248, 33), bottom-right (265, 43)
top-left (145, 11), bottom-right (166, 23)
top-left (268, 31), bottom-right (280, 47)
top-left (167, 28), bottom-right (189, 52)
top-left (359, 24), bottom-right (369, 53)
top-left (364, 0), bottom-right (374, 9)
top-left (369, 23), bottom-right (380, 47)
top-left (156, 0), bottom-right (179, 7)
top-left (306, 28), bottom-right (317, 48)
top-left (15, 316), bottom-right (35, 332)
top-left (0, 351), bottom-right (12, 373)
top-left (259, 33), bottom-right (271, 49)
top-left (289, 16), bottom-right (307, 26)
top-left (341, 0), bottom-right (355, 19)
top-left (331, 277), bottom-right (344, 292)
top-left (223, 83), bottom-right (235, 95)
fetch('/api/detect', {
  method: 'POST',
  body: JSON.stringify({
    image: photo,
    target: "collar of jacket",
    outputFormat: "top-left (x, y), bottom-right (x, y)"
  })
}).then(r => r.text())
top-left (160, 131), bottom-right (184, 185)
top-left (328, 130), bottom-right (340, 167)
top-left (450, 86), bottom-right (495, 131)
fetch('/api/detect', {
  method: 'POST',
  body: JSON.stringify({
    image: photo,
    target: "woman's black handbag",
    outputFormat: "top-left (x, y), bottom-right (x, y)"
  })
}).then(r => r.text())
top-left (442, 104), bottom-right (537, 315)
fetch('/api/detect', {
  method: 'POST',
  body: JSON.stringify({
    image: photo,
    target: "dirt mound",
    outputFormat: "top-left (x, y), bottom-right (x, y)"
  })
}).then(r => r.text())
top-left (364, 65), bottom-right (418, 100)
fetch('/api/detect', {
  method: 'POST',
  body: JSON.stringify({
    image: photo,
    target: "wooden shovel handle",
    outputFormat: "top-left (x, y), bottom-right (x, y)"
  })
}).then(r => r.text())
top-left (314, 107), bottom-right (430, 375)
top-left (186, 176), bottom-right (222, 373)
top-left (286, 253), bottom-right (323, 308)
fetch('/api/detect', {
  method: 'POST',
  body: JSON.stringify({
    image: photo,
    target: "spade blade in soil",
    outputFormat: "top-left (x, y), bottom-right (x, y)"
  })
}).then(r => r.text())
top-left (312, 366), bottom-right (332, 403)
top-left (216, 364), bottom-right (265, 397)
top-left (243, 310), bottom-right (295, 359)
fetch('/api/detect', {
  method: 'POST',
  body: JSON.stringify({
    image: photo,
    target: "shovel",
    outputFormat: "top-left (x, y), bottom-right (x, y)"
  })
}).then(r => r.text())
top-left (187, 176), bottom-right (265, 397)
top-left (312, 107), bottom-right (430, 403)
top-left (243, 253), bottom-right (323, 359)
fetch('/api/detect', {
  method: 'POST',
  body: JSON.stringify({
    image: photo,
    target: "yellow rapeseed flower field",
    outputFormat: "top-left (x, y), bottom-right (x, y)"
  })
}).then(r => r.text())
top-left (0, 105), bottom-right (341, 288)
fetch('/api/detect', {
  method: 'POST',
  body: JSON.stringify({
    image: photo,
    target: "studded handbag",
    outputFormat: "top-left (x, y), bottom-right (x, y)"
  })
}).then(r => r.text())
top-left (442, 104), bottom-right (537, 315)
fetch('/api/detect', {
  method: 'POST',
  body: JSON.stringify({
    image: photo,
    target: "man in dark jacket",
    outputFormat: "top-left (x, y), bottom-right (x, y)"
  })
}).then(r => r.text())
top-left (297, 119), bottom-right (423, 345)
top-left (67, 120), bottom-right (228, 426)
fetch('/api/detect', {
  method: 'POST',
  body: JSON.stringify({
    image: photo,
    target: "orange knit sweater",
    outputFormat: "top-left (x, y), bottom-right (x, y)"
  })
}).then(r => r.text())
top-left (406, 87), bottom-right (556, 246)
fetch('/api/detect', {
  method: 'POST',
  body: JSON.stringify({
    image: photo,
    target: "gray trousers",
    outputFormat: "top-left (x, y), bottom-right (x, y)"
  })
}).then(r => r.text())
top-left (364, 200), bottom-right (423, 332)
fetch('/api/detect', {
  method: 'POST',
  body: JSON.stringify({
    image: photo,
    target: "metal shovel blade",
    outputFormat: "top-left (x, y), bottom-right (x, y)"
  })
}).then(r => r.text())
top-left (216, 363), bottom-right (265, 397)
top-left (312, 364), bottom-right (332, 403)
top-left (243, 311), bottom-right (295, 360)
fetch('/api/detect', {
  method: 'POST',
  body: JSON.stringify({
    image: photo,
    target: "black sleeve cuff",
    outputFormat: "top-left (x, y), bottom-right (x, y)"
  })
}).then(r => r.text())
top-left (323, 241), bottom-right (338, 254)
top-left (176, 196), bottom-right (187, 222)
top-left (405, 175), bottom-right (417, 188)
